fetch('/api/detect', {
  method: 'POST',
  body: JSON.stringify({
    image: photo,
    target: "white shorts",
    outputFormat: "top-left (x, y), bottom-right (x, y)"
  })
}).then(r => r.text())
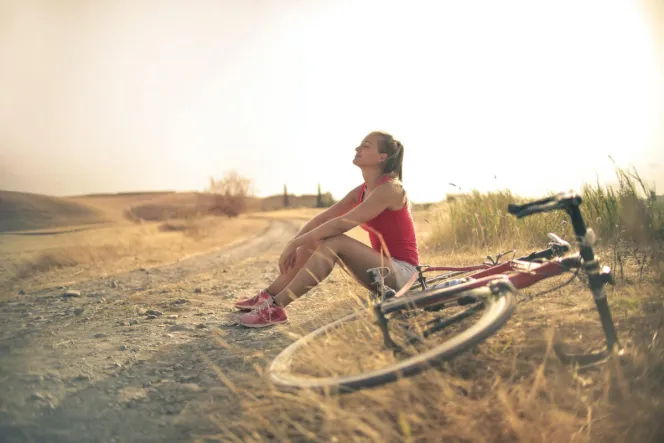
top-left (392, 258), bottom-right (418, 290)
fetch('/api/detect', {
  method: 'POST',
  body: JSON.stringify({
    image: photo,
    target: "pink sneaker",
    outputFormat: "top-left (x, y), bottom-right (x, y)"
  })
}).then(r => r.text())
top-left (239, 302), bottom-right (288, 328)
top-left (234, 290), bottom-right (273, 311)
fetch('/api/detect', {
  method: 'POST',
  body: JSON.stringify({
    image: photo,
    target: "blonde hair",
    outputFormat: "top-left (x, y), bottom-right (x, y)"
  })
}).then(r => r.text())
top-left (372, 131), bottom-right (405, 182)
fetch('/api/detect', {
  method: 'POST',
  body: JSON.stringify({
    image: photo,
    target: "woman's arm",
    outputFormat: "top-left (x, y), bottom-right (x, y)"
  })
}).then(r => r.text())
top-left (291, 186), bottom-right (362, 241)
top-left (288, 183), bottom-right (398, 249)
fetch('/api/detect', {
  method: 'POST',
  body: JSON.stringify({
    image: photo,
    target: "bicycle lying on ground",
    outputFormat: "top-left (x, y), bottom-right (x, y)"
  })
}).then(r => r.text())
top-left (268, 192), bottom-right (622, 393)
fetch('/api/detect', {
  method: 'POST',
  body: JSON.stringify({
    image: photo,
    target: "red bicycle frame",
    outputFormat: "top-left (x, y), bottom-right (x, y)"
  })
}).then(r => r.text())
top-left (385, 255), bottom-right (580, 313)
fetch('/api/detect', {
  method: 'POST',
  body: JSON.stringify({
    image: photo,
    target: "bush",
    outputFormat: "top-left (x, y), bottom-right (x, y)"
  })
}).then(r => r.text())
top-left (427, 166), bottom-right (663, 253)
top-left (206, 171), bottom-right (253, 218)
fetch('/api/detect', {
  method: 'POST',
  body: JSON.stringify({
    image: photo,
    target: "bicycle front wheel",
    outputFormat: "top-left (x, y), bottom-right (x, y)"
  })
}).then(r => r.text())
top-left (268, 282), bottom-right (517, 394)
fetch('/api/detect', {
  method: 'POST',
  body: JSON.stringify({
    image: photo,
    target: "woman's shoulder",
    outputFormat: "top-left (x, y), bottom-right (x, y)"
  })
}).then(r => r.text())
top-left (377, 175), bottom-right (404, 192)
top-left (377, 175), bottom-right (407, 208)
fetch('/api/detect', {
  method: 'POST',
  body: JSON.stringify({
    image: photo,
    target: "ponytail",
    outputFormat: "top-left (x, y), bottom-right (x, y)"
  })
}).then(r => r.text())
top-left (382, 139), bottom-right (404, 182)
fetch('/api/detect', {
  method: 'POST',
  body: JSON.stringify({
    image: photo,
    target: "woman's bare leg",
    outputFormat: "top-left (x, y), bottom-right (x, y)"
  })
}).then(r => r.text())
top-left (265, 243), bottom-right (318, 295)
top-left (273, 234), bottom-right (396, 307)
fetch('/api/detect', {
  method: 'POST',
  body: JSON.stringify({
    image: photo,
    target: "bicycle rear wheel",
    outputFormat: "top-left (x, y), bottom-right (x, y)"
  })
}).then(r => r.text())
top-left (268, 282), bottom-right (517, 394)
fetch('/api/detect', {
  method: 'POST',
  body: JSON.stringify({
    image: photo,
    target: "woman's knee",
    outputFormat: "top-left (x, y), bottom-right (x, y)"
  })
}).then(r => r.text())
top-left (294, 242), bottom-right (319, 265)
top-left (322, 234), bottom-right (348, 246)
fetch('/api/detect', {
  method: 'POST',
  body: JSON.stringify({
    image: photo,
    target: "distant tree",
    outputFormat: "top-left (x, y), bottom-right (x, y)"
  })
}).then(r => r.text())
top-left (207, 170), bottom-right (253, 217)
top-left (316, 183), bottom-right (323, 208)
top-left (283, 184), bottom-right (290, 208)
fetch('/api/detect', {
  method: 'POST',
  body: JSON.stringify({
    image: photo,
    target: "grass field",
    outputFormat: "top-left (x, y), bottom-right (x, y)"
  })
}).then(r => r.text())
top-left (203, 170), bottom-right (663, 443)
top-left (1, 176), bottom-right (662, 442)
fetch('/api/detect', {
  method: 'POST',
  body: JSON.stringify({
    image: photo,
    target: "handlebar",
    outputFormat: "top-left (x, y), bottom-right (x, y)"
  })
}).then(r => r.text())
top-left (508, 192), bottom-right (582, 218)
top-left (508, 191), bottom-right (621, 357)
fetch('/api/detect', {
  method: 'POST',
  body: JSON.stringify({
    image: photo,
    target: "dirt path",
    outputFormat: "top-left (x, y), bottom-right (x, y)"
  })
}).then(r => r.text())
top-left (0, 218), bottom-right (336, 443)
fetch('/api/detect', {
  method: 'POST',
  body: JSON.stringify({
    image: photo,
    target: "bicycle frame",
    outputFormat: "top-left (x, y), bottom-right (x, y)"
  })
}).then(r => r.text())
top-left (369, 192), bottom-right (621, 367)
top-left (381, 255), bottom-right (582, 314)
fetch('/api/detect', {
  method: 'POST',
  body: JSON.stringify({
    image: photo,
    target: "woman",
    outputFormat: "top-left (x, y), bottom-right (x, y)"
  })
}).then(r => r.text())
top-left (235, 131), bottom-right (419, 327)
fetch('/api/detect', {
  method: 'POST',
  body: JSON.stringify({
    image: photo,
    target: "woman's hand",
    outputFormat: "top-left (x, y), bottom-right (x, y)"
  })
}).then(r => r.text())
top-left (278, 242), bottom-right (297, 274)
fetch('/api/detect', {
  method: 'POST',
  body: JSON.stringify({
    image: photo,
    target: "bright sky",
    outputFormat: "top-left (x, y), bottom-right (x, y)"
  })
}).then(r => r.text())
top-left (1, 0), bottom-right (662, 203)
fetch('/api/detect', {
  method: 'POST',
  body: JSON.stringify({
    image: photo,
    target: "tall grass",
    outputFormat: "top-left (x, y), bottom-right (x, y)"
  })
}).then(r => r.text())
top-left (207, 270), bottom-right (664, 443)
top-left (427, 166), bottom-right (663, 254)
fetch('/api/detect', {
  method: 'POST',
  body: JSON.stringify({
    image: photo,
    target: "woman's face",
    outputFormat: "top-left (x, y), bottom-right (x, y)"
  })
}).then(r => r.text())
top-left (353, 133), bottom-right (386, 168)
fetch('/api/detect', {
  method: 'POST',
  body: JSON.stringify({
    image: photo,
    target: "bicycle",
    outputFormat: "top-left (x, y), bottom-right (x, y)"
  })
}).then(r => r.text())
top-left (267, 192), bottom-right (622, 393)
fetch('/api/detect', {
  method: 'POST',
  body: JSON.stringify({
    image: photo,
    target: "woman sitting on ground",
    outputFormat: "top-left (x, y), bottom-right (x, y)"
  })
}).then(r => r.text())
top-left (234, 131), bottom-right (419, 328)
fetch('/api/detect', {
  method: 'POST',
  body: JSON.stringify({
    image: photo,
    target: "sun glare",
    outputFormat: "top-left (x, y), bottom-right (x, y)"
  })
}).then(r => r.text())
top-left (0, 0), bottom-right (660, 201)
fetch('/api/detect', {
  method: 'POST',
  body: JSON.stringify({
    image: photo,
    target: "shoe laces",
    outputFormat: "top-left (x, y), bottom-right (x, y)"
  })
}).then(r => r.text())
top-left (253, 297), bottom-right (277, 315)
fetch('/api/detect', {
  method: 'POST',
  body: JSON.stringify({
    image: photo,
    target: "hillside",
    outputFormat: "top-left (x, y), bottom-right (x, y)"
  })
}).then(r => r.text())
top-left (0, 191), bottom-right (108, 232)
top-left (1, 189), bottom-right (338, 232)
top-left (69, 191), bottom-right (177, 221)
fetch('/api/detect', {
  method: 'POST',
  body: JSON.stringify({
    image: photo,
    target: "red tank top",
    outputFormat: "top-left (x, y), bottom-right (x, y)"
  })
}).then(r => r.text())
top-left (357, 176), bottom-right (419, 266)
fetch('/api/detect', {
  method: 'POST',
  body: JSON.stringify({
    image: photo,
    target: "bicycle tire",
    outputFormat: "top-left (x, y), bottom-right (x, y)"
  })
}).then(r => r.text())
top-left (267, 285), bottom-right (517, 394)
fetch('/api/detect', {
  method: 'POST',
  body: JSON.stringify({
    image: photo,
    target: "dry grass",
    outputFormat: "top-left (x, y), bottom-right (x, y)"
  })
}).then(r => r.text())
top-left (0, 215), bottom-right (270, 297)
top-left (198, 176), bottom-right (663, 443)
top-left (427, 166), bottom-right (663, 255)
top-left (203, 250), bottom-right (664, 443)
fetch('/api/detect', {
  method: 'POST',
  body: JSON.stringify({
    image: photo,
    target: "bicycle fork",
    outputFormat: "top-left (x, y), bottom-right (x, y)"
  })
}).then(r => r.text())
top-left (555, 205), bottom-right (622, 366)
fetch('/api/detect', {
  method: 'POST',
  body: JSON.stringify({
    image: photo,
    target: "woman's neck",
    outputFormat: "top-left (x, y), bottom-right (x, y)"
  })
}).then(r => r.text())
top-left (361, 168), bottom-right (384, 190)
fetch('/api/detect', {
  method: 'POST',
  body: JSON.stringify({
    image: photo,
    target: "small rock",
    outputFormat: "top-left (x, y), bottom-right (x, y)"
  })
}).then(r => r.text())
top-left (30, 392), bottom-right (49, 401)
top-left (139, 267), bottom-right (147, 272)
top-left (98, 298), bottom-right (106, 304)
top-left (179, 383), bottom-right (202, 392)
top-left (62, 290), bottom-right (81, 298)
top-left (34, 315), bottom-right (44, 320)
top-left (168, 324), bottom-right (193, 332)
top-left (110, 280), bottom-right (118, 288)
top-left (72, 374), bottom-right (91, 382)
top-left (129, 319), bottom-right (139, 325)
top-left (117, 321), bottom-right (129, 326)
top-left (171, 298), bottom-right (188, 305)
top-left (218, 321), bottom-right (238, 328)
top-left (146, 315), bottom-right (157, 320)
top-left (119, 386), bottom-right (148, 404)
top-left (167, 314), bottom-right (178, 320)
top-left (111, 362), bottom-right (122, 368)
top-left (19, 289), bottom-right (25, 295)
top-left (137, 308), bottom-right (148, 315)
top-left (193, 288), bottom-right (202, 294)
top-left (195, 323), bottom-right (207, 329)
top-left (177, 375), bottom-right (197, 383)
top-left (119, 344), bottom-right (128, 351)
top-left (208, 387), bottom-right (226, 396)
top-left (26, 374), bottom-right (44, 383)
top-left (165, 404), bottom-right (181, 415)
top-left (146, 310), bottom-right (163, 316)
top-left (94, 333), bottom-right (107, 339)
top-left (73, 307), bottom-right (84, 315)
